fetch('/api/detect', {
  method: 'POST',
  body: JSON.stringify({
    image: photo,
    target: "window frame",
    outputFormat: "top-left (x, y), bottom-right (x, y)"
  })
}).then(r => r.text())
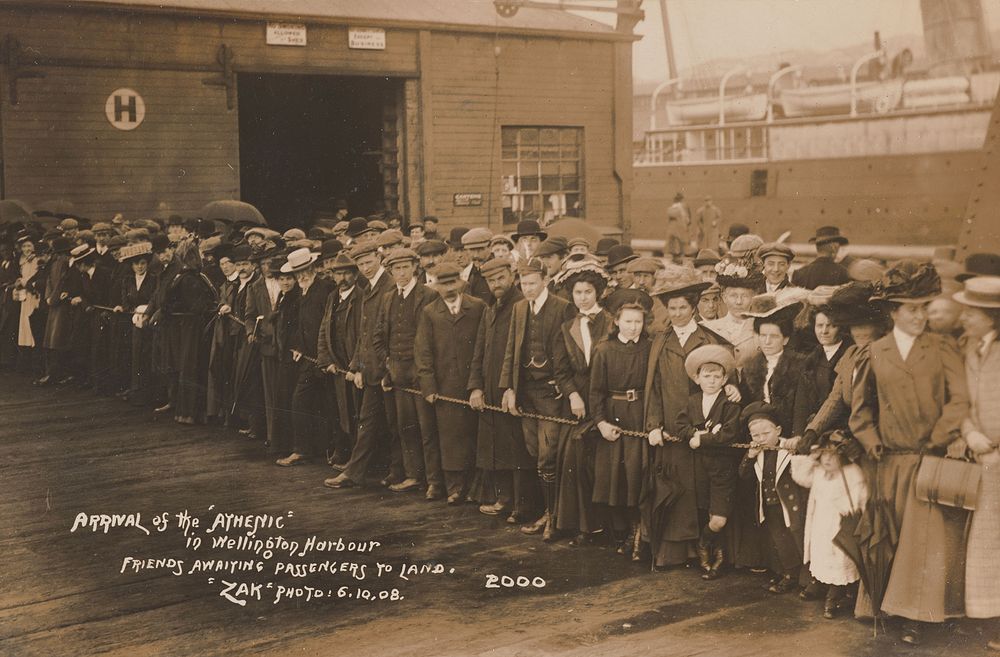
top-left (500, 125), bottom-right (585, 226)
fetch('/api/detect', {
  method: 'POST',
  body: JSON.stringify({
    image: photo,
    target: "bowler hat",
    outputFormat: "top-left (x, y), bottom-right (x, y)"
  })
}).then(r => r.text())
top-left (346, 218), bottom-right (374, 238)
top-left (448, 227), bottom-right (470, 249)
top-left (809, 226), bottom-right (849, 246)
top-left (318, 239), bottom-right (344, 261)
top-left (230, 244), bottom-right (253, 262)
top-left (956, 253), bottom-right (1000, 282)
top-left (511, 220), bottom-right (547, 242)
top-left (595, 237), bottom-right (619, 257)
top-left (605, 245), bottom-right (637, 269)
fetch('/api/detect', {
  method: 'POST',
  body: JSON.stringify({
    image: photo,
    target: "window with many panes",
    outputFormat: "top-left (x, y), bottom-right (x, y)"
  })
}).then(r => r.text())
top-left (501, 127), bottom-right (584, 226)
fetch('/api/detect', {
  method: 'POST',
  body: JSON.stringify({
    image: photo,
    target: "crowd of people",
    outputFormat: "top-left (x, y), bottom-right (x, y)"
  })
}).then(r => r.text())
top-left (1, 208), bottom-right (1000, 649)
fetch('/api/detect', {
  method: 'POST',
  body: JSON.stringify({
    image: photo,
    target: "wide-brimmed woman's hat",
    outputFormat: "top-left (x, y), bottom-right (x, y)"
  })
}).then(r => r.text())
top-left (869, 260), bottom-right (941, 304)
top-left (743, 287), bottom-right (809, 319)
top-left (650, 264), bottom-right (712, 301)
top-left (280, 247), bottom-right (319, 273)
top-left (684, 344), bottom-right (736, 381)
top-left (714, 252), bottom-right (764, 290)
top-left (118, 242), bottom-right (153, 263)
top-left (824, 282), bottom-right (886, 327)
top-left (953, 276), bottom-right (1000, 309)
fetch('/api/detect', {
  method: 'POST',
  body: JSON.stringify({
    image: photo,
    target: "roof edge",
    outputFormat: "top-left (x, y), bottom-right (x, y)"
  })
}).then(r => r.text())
top-left (7, 1), bottom-right (639, 43)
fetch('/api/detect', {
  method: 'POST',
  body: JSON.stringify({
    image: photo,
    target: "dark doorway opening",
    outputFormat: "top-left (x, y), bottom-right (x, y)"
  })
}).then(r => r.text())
top-left (237, 73), bottom-right (398, 231)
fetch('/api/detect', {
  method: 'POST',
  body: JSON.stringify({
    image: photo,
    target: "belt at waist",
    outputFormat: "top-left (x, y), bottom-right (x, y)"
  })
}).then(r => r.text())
top-left (609, 389), bottom-right (642, 402)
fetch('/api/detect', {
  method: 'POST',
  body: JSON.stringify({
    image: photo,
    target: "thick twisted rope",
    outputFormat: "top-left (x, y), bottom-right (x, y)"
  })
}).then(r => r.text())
top-left (293, 351), bottom-right (777, 451)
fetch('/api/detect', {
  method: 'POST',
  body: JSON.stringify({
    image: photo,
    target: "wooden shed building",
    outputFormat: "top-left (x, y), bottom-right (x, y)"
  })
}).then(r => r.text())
top-left (0, 0), bottom-right (636, 234)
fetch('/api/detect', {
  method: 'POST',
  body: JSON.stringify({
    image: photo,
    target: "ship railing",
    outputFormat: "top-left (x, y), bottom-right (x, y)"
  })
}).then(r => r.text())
top-left (636, 123), bottom-right (769, 165)
top-left (630, 239), bottom-right (947, 264)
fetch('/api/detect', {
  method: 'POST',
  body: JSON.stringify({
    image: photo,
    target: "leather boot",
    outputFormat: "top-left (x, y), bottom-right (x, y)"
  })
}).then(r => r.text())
top-left (542, 513), bottom-right (557, 542)
top-left (542, 481), bottom-right (558, 542)
top-left (823, 585), bottom-right (843, 619)
top-left (618, 526), bottom-right (636, 556)
top-left (704, 543), bottom-right (724, 580)
top-left (630, 524), bottom-right (643, 562)
top-left (696, 533), bottom-right (713, 573)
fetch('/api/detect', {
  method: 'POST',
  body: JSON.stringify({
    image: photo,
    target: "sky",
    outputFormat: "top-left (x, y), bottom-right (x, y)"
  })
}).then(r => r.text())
top-left (578, 0), bottom-right (1000, 82)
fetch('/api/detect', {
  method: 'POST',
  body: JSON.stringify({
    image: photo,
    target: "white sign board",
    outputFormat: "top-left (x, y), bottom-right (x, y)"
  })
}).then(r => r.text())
top-left (348, 28), bottom-right (386, 50)
top-left (267, 23), bottom-right (307, 46)
top-left (105, 88), bottom-right (145, 131)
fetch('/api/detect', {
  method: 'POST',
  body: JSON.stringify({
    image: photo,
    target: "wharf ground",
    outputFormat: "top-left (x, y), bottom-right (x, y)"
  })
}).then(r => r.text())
top-left (0, 373), bottom-right (991, 657)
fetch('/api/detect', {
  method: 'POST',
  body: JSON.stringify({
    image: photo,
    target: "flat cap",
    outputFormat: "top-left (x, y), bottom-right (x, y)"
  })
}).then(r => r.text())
top-left (758, 242), bottom-right (794, 261)
top-left (434, 262), bottom-right (463, 283)
top-left (626, 257), bottom-right (662, 275)
top-left (480, 257), bottom-right (514, 276)
top-left (383, 247), bottom-right (419, 268)
top-left (415, 239), bottom-right (448, 257)
top-left (461, 227), bottom-right (494, 248)
top-left (350, 241), bottom-right (379, 259)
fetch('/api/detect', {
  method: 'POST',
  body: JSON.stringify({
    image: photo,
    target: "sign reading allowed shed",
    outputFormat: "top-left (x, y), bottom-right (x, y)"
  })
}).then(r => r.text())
top-left (266, 23), bottom-right (307, 46)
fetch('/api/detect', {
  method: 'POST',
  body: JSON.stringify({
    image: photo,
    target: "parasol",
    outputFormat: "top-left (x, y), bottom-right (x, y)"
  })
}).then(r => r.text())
top-left (0, 199), bottom-right (33, 223)
top-left (544, 217), bottom-right (605, 248)
top-left (641, 445), bottom-right (685, 572)
top-left (200, 200), bottom-right (267, 226)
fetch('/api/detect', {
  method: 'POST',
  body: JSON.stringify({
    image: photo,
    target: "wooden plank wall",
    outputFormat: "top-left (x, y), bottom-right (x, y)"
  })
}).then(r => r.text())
top-left (632, 152), bottom-right (982, 246)
top-left (426, 33), bottom-right (618, 233)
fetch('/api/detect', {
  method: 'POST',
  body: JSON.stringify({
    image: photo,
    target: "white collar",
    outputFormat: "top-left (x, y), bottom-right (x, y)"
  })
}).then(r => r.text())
top-left (445, 295), bottom-right (463, 313)
top-left (982, 331), bottom-right (998, 352)
top-left (398, 277), bottom-right (417, 299)
top-left (674, 317), bottom-right (698, 336)
top-left (531, 287), bottom-right (550, 314)
top-left (96, 244), bottom-right (108, 255)
top-left (617, 333), bottom-right (640, 345)
top-left (822, 341), bottom-right (842, 360)
top-left (579, 305), bottom-right (602, 319)
top-left (893, 326), bottom-right (918, 358)
top-left (340, 285), bottom-right (355, 301)
top-left (227, 271), bottom-right (240, 282)
top-left (134, 271), bottom-right (146, 282)
top-left (460, 262), bottom-right (474, 281)
top-left (85, 266), bottom-right (96, 278)
top-left (369, 267), bottom-right (385, 287)
top-left (702, 389), bottom-right (722, 415)
top-left (764, 351), bottom-right (782, 368)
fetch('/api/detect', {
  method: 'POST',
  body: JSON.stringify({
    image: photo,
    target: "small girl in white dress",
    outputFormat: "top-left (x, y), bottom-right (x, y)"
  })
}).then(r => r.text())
top-left (792, 430), bottom-right (868, 619)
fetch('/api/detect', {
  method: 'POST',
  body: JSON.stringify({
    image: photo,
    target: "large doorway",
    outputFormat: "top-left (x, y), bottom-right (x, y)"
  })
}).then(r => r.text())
top-left (237, 73), bottom-right (400, 231)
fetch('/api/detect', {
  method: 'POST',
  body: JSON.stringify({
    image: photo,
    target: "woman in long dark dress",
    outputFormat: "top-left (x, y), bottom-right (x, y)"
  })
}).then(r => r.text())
top-left (591, 289), bottom-right (653, 560)
top-left (270, 269), bottom-right (301, 456)
top-left (553, 261), bottom-right (612, 545)
top-left (792, 306), bottom-right (851, 435)
top-left (162, 241), bottom-right (217, 425)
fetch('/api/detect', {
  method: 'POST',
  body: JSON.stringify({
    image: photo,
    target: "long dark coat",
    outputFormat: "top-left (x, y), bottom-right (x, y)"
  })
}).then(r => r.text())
top-left (741, 349), bottom-right (808, 436)
top-left (675, 391), bottom-right (741, 518)
top-left (790, 256), bottom-right (850, 290)
top-left (643, 324), bottom-right (728, 565)
top-left (42, 256), bottom-right (79, 351)
top-left (468, 284), bottom-right (533, 472)
top-left (348, 270), bottom-right (394, 384)
top-left (318, 284), bottom-right (363, 436)
top-left (555, 309), bottom-right (612, 533)
top-left (415, 294), bottom-right (487, 471)
top-left (121, 271), bottom-right (158, 404)
top-left (163, 269), bottom-right (217, 420)
top-left (792, 341), bottom-right (850, 439)
top-left (464, 266), bottom-right (493, 305)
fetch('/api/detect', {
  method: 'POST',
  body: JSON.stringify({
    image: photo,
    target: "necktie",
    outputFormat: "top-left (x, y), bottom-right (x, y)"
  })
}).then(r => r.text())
top-left (581, 316), bottom-right (592, 365)
top-left (764, 361), bottom-right (776, 403)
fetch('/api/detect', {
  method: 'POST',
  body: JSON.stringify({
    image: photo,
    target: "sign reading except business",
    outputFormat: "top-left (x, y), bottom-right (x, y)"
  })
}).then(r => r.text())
top-left (348, 27), bottom-right (386, 50)
top-left (453, 193), bottom-right (484, 207)
top-left (266, 23), bottom-right (307, 46)
top-left (105, 88), bottom-right (145, 131)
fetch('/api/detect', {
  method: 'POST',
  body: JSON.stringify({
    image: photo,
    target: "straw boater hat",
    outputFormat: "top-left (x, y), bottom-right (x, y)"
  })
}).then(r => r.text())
top-left (684, 344), bottom-right (736, 381)
top-left (117, 241), bottom-right (153, 263)
top-left (869, 260), bottom-right (941, 304)
top-left (69, 244), bottom-right (96, 266)
top-left (953, 276), bottom-right (1000, 309)
top-left (280, 247), bottom-right (319, 273)
top-left (650, 264), bottom-right (712, 301)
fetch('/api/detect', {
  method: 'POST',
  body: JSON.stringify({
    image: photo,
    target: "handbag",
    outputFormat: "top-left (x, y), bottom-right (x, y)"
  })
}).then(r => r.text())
top-left (915, 454), bottom-right (981, 511)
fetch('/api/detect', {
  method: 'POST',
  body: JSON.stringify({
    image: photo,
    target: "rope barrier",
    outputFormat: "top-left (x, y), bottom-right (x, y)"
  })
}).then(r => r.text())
top-left (293, 350), bottom-right (775, 452)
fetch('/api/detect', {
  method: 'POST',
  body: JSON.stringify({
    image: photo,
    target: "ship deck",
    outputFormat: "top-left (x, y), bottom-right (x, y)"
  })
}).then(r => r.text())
top-left (0, 372), bottom-right (990, 657)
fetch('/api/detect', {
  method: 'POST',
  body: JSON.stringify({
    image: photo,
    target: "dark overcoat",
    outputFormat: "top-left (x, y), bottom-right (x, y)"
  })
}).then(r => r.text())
top-left (415, 294), bottom-right (486, 471)
top-left (468, 285), bottom-right (532, 471)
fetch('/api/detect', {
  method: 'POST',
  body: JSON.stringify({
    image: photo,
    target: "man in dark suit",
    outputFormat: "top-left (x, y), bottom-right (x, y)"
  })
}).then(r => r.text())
top-left (318, 251), bottom-right (364, 466)
top-left (242, 251), bottom-right (282, 445)
top-left (325, 243), bottom-right (398, 490)
top-left (500, 258), bottom-right (575, 538)
top-left (791, 226), bottom-right (850, 290)
top-left (415, 263), bottom-right (487, 504)
top-left (459, 228), bottom-right (494, 305)
top-left (276, 247), bottom-right (337, 467)
top-left (469, 257), bottom-right (534, 522)
top-left (373, 248), bottom-right (441, 498)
